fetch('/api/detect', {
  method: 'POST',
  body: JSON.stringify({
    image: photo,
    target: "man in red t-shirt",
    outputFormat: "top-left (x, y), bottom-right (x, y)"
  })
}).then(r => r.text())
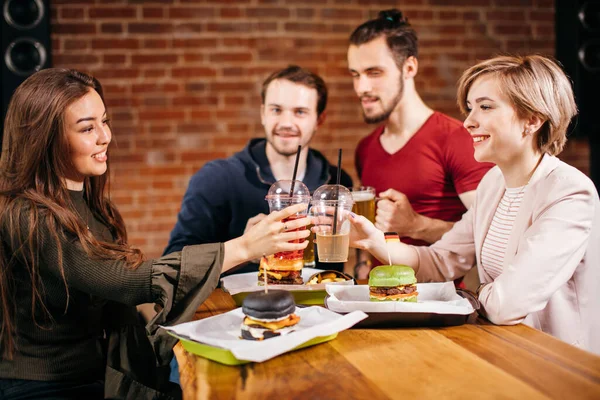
top-left (348, 9), bottom-right (492, 279)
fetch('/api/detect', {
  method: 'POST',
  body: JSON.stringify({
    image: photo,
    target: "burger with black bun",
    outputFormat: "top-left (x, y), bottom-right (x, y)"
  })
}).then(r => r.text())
top-left (241, 290), bottom-right (301, 340)
top-left (368, 265), bottom-right (418, 302)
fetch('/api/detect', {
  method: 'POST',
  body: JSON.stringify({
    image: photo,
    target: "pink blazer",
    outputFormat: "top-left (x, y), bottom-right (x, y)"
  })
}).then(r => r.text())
top-left (414, 154), bottom-right (600, 355)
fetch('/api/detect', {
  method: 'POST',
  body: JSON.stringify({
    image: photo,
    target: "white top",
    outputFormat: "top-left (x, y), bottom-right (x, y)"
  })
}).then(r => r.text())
top-left (481, 186), bottom-right (527, 279)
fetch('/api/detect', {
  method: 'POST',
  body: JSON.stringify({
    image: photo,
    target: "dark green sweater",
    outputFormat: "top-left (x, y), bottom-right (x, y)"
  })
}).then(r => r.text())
top-left (0, 190), bottom-right (223, 397)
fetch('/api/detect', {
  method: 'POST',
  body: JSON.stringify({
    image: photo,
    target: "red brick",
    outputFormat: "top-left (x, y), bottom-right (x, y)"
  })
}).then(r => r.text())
top-left (284, 22), bottom-right (328, 33)
top-left (90, 7), bottom-right (136, 19)
top-left (129, 23), bottom-right (173, 34)
top-left (59, 7), bottom-right (85, 19)
top-left (220, 8), bottom-right (242, 18)
top-left (177, 123), bottom-right (219, 133)
top-left (172, 96), bottom-right (219, 106)
top-left (172, 67), bottom-right (217, 78)
top-left (207, 22), bottom-right (251, 32)
top-left (92, 68), bottom-right (141, 80)
top-left (143, 7), bottom-right (164, 18)
top-left (54, 54), bottom-right (100, 66)
top-left (131, 54), bottom-right (178, 64)
top-left (530, 10), bottom-right (553, 21)
top-left (493, 0), bottom-right (533, 6)
top-left (101, 23), bottom-right (124, 34)
top-left (143, 39), bottom-right (169, 49)
top-left (320, 8), bottom-right (363, 19)
top-left (209, 52), bottom-right (253, 63)
top-left (296, 9), bottom-right (315, 18)
top-left (494, 24), bottom-right (532, 36)
top-left (92, 39), bottom-right (139, 50)
top-left (64, 39), bottom-right (88, 51)
top-left (53, 23), bottom-right (97, 35)
top-left (486, 11), bottom-right (527, 21)
top-left (132, 83), bottom-right (180, 93)
top-left (183, 54), bottom-right (205, 63)
top-left (139, 110), bottom-right (186, 121)
top-left (210, 82), bottom-right (254, 91)
top-left (173, 38), bottom-right (217, 48)
top-left (174, 23), bottom-right (205, 34)
top-left (143, 69), bottom-right (167, 78)
top-left (169, 7), bottom-right (215, 19)
top-left (247, 7), bottom-right (290, 18)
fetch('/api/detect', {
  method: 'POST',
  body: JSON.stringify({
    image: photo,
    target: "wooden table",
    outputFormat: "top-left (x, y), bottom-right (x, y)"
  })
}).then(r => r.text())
top-left (174, 289), bottom-right (600, 399)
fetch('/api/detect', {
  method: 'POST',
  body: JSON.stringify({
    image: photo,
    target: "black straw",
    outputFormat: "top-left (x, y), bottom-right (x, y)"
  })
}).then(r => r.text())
top-left (332, 149), bottom-right (342, 235)
top-left (289, 145), bottom-right (302, 196)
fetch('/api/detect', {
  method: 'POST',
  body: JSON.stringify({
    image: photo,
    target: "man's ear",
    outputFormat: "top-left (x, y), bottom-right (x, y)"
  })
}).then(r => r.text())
top-left (403, 56), bottom-right (418, 79)
top-left (260, 104), bottom-right (266, 126)
top-left (317, 111), bottom-right (327, 127)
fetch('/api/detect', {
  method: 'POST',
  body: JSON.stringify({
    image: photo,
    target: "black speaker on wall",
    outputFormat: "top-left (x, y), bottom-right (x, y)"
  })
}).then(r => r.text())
top-left (1, 0), bottom-right (52, 149)
top-left (556, 0), bottom-right (600, 137)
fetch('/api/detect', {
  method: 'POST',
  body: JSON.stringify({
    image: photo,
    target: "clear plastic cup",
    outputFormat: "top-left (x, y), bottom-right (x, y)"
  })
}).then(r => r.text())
top-left (311, 184), bottom-right (353, 263)
top-left (263, 180), bottom-right (311, 279)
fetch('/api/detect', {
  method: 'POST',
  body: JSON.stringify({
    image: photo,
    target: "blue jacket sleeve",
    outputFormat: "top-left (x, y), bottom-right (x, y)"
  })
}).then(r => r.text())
top-left (163, 161), bottom-right (232, 255)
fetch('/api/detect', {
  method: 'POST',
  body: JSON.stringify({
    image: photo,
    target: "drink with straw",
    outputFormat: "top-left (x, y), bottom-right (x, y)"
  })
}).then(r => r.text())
top-left (311, 184), bottom-right (354, 263)
top-left (262, 179), bottom-right (311, 284)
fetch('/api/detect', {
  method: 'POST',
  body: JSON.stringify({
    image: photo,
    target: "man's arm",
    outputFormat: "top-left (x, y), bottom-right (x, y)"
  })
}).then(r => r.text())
top-left (375, 189), bottom-right (458, 245)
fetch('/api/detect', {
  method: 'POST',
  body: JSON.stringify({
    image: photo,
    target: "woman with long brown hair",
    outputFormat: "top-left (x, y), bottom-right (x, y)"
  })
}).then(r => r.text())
top-left (0, 68), bottom-right (310, 399)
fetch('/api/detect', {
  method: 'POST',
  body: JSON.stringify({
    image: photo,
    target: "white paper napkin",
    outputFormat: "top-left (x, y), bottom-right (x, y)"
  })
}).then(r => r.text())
top-left (220, 267), bottom-right (354, 296)
top-left (162, 306), bottom-right (367, 363)
top-left (325, 282), bottom-right (474, 315)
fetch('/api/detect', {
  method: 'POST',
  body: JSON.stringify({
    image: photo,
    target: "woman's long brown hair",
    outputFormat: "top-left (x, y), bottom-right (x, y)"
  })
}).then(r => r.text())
top-left (0, 69), bottom-right (144, 358)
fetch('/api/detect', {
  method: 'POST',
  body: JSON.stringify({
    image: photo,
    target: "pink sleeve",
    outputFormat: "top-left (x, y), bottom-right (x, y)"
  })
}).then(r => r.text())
top-left (413, 205), bottom-right (477, 282)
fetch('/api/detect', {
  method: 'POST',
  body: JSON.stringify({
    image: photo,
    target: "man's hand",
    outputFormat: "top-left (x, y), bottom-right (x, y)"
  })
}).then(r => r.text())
top-left (375, 189), bottom-right (420, 236)
top-left (376, 189), bottom-right (455, 244)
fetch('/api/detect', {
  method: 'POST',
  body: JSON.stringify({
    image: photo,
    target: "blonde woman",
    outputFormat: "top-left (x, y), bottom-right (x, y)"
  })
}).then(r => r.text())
top-left (349, 55), bottom-right (600, 355)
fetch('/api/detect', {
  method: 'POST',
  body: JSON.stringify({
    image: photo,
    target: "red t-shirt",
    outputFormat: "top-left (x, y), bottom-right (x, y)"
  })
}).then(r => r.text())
top-left (355, 112), bottom-right (492, 246)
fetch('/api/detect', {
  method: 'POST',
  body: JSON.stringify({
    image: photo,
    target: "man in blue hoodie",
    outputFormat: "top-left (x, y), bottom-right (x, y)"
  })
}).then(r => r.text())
top-left (164, 65), bottom-right (353, 274)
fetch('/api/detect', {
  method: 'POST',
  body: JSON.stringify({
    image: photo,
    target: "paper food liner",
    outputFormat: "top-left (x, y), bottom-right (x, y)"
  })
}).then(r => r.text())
top-left (326, 282), bottom-right (474, 315)
top-left (162, 307), bottom-right (367, 363)
top-left (220, 267), bottom-right (354, 296)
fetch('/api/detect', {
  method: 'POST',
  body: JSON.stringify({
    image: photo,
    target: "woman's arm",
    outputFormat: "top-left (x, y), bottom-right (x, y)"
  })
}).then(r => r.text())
top-left (348, 213), bottom-right (419, 268)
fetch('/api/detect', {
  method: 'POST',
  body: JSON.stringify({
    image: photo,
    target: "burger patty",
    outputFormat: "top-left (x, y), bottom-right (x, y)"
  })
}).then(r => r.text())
top-left (369, 285), bottom-right (417, 295)
top-left (258, 271), bottom-right (303, 285)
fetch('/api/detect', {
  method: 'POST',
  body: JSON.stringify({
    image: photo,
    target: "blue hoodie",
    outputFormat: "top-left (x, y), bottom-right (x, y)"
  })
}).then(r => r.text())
top-left (164, 138), bottom-right (353, 273)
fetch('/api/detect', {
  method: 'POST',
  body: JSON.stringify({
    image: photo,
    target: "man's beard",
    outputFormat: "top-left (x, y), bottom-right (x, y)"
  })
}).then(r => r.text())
top-left (362, 78), bottom-right (404, 124)
top-left (268, 128), bottom-right (306, 157)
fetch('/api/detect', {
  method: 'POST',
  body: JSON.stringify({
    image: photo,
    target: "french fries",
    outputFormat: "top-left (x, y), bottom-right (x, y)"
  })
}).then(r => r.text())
top-left (306, 271), bottom-right (351, 285)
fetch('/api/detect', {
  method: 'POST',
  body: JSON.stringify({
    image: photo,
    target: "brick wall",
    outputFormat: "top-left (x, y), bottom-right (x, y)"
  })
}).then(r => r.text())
top-left (50, 0), bottom-right (587, 258)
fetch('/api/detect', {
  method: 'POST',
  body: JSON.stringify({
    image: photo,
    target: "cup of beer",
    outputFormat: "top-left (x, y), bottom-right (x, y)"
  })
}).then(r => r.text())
top-left (262, 180), bottom-right (311, 284)
top-left (303, 224), bottom-right (315, 267)
top-left (350, 186), bottom-right (376, 223)
top-left (311, 184), bottom-right (353, 263)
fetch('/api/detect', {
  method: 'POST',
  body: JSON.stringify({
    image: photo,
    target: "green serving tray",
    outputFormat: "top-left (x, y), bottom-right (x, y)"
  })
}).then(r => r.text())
top-left (231, 290), bottom-right (327, 306)
top-left (170, 332), bottom-right (338, 366)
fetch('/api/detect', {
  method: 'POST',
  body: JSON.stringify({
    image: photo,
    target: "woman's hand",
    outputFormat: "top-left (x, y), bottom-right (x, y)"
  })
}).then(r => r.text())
top-left (223, 203), bottom-right (310, 271)
top-left (348, 212), bottom-right (384, 251)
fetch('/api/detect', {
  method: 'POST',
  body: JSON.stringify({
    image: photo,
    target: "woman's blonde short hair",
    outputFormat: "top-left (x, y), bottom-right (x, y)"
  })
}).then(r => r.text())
top-left (457, 55), bottom-right (578, 156)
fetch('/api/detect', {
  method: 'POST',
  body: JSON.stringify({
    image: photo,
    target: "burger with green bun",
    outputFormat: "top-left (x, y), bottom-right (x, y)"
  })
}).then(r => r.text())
top-left (368, 265), bottom-right (418, 302)
top-left (241, 290), bottom-right (300, 340)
